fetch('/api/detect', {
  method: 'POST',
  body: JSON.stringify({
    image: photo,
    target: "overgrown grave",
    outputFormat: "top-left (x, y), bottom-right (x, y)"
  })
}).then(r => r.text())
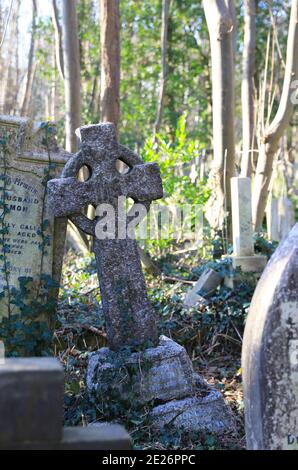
top-left (0, 115), bottom-right (69, 355)
top-left (48, 122), bottom-right (234, 435)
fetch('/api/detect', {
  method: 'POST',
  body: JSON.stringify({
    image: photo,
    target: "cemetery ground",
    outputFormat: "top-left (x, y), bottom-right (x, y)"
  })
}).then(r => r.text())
top-left (55, 237), bottom-right (274, 451)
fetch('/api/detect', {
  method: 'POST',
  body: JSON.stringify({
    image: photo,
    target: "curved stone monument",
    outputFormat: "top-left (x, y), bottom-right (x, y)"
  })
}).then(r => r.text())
top-left (242, 223), bottom-right (298, 449)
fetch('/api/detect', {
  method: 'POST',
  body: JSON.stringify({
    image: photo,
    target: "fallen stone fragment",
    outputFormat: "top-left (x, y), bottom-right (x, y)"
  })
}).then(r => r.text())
top-left (151, 392), bottom-right (234, 435)
top-left (184, 268), bottom-right (222, 307)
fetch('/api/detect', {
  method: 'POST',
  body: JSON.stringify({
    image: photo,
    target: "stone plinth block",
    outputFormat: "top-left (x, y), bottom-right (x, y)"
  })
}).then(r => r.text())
top-left (184, 268), bottom-right (222, 307)
top-left (242, 223), bottom-right (298, 450)
top-left (231, 254), bottom-right (267, 273)
top-left (224, 254), bottom-right (267, 288)
top-left (0, 425), bottom-right (131, 450)
top-left (87, 336), bottom-right (196, 404)
top-left (0, 358), bottom-right (63, 444)
top-left (87, 336), bottom-right (234, 434)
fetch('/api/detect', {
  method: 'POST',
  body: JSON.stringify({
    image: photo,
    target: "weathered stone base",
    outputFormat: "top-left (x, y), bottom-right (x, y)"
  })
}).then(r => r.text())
top-left (231, 255), bottom-right (267, 273)
top-left (87, 336), bottom-right (198, 404)
top-left (87, 336), bottom-right (234, 435)
top-left (224, 254), bottom-right (267, 288)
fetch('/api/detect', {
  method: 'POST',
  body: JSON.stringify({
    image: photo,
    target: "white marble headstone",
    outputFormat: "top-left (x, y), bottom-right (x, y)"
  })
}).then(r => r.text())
top-left (231, 177), bottom-right (254, 257)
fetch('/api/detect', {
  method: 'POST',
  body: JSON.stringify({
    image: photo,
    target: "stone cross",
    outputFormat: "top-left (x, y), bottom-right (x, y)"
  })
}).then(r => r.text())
top-left (242, 223), bottom-right (298, 450)
top-left (48, 123), bottom-right (163, 351)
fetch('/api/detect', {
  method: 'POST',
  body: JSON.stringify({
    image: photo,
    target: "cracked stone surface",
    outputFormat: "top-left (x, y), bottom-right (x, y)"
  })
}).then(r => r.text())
top-left (151, 393), bottom-right (234, 434)
top-left (87, 336), bottom-right (234, 434)
top-left (87, 336), bottom-right (198, 404)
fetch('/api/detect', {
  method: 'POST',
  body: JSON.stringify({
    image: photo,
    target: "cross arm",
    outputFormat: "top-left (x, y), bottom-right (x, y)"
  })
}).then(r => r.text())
top-left (124, 163), bottom-right (163, 202)
top-left (47, 177), bottom-right (100, 218)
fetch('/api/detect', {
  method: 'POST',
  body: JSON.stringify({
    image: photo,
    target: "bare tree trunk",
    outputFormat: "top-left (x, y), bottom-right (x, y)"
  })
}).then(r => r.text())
top-left (0, 7), bottom-right (3, 93)
top-left (89, 63), bottom-right (100, 118)
top-left (241, 0), bottom-right (256, 177)
top-left (51, 0), bottom-right (64, 81)
top-left (12, 0), bottom-right (20, 115)
top-left (252, 0), bottom-right (298, 231)
top-left (50, 48), bottom-right (56, 120)
top-left (154, 0), bottom-right (171, 135)
top-left (100, 0), bottom-right (120, 129)
top-left (203, 0), bottom-right (236, 238)
top-left (61, 0), bottom-right (90, 252)
top-left (21, 0), bottom-right (37, 116)
top-left (61, 0), bottom-right (81, 152)
top-left (0, 0), bottom-right (20, 114)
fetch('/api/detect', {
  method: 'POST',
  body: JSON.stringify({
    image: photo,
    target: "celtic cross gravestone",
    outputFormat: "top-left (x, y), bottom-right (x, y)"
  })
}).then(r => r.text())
top-left (48, 122), bottom-right (234, 434)
top-left (48, 122), bottom-right (163, 351)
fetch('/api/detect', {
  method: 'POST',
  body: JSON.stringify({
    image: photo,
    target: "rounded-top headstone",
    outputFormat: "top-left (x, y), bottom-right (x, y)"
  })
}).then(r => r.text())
top-left (242, 223), bottom-right (298, 450)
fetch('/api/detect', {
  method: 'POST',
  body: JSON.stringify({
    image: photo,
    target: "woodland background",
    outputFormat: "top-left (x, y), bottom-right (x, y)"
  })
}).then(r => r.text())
top-left (0, 0), bottom-right (297, 449)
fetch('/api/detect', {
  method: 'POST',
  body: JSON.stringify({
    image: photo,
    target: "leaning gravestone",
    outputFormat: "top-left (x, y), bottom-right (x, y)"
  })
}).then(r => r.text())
top-left (48, 122), bottom-right (234, 434)
top-left (0, 115), bottom-right (69, 319)
top-left (184, 268), bottom-right (222, 308)
top-left (242, 223), bottom-right (298, 450)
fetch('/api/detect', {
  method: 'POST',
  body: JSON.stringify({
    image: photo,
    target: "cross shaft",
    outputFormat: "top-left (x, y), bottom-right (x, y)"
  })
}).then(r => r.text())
top-left (48, 123), bottom-right (163, 350)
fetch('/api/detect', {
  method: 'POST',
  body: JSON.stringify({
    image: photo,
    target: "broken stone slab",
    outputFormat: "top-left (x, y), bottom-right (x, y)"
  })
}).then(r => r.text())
top-left (151, 390), bottom-right (234, 435)
top-left (87, 336), bottom-right (234, 434)
top-left (0, 425), bottom-right (131, 450)
top-left (242, 223), bottom-right (298, 450)
top-left (184, 268), bottom-right (222, 307)
top-left (0, 357), bottom-right (64, 444)
top-left (87, 336), bottom-right (197, 405)
top-left (184, 291), bottom-right (207, 309)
